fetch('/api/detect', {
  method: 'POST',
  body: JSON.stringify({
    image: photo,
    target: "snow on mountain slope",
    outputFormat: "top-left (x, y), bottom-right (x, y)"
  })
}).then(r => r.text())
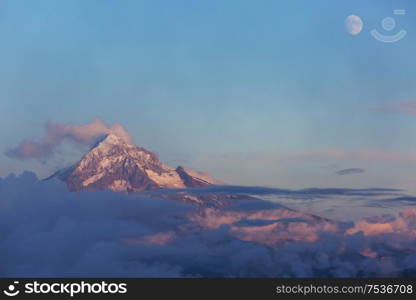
top-left (49, 134), bottom-right (217, 193)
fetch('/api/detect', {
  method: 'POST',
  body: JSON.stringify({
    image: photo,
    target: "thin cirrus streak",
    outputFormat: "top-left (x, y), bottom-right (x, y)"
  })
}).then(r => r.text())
top-left (370, 99), bottom-right (416, 115)
top-left (209, 149), bottom-right (416, 164)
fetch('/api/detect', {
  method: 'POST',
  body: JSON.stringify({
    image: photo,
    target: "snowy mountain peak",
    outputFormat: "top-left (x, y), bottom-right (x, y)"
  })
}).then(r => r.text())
top-left (49, 134), bottom-right (217, 193)
top-left (99, 133), bottom-right (129, 145)
top-left (91, 133), bottom-right (131, 151)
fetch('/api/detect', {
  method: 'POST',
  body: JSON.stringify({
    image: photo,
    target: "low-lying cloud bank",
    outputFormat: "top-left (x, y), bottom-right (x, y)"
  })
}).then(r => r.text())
top-left (1, 172), bottom-right (416, 277)
top-left (146, 185), bottom-right (402, 199)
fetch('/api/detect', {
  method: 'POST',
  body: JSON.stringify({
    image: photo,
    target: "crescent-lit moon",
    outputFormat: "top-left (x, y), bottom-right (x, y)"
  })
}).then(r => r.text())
top-left (345, 15), bottom-right (363, 35)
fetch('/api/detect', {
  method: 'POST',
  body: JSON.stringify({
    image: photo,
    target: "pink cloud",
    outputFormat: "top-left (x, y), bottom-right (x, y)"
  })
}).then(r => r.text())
top-left (306, 149), bottom-right (416, 163)
top-left (244, 149), bottom-right (416, 164)
top-left (6, 119), bottom-right (133, 160)
top-left (360, 248), bottom-right (378, 258)
top-left (346, 209), bottom-right (416, 237)
top-left (124, 231), bottom-right (176, 246)
top-left (371, 99), bottom-right (416, 115)
top-left (188, 207), bottom-right (338, 246)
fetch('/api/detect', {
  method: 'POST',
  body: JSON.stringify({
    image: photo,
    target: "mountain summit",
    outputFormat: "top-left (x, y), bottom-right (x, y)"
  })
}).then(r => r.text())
top-left (49, 134), bottom-right (217, 193)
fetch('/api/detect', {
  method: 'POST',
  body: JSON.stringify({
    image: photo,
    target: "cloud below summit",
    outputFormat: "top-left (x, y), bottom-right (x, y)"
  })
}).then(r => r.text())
top-left (5, 119), bottom-right (133, 160)
top-left (2, 172), bottom-right (416, 277)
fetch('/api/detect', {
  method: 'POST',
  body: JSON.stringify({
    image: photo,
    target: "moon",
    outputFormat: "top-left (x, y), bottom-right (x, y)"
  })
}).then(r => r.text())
top-left (345, 15), bottom-right (363, 35)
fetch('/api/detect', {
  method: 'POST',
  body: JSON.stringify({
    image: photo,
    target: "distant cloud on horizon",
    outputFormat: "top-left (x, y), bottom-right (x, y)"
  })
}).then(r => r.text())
top-left (336, 168), bottom-right (365, 176)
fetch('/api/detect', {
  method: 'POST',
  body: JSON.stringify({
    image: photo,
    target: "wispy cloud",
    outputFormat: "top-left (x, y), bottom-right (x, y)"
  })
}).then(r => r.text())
top-left (336, 168), bottom-right (365, 175)
top-left (277, 149), bottom-right (416, 163)
top-left (370, 99), bottom-right (416, 115)
top-left (5, 119), bottom-right (133, 160)
top-left (209, 149), bottom-right (416, 164)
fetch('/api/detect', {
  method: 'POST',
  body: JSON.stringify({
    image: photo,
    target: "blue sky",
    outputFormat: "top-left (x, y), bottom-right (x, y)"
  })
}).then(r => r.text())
top-left (1, 0), bottom-right (416, 191)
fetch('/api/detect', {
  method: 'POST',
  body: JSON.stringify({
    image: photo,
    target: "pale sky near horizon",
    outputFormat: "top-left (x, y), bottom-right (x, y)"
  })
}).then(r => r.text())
top-left (1, 0), bottom-right (416, 192)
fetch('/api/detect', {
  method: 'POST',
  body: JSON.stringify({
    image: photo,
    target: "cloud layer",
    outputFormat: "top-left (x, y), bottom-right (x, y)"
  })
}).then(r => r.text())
top-left (5, 119), bottom-right (133, 160)
top-left (1, 172), bottom-right (416, 277)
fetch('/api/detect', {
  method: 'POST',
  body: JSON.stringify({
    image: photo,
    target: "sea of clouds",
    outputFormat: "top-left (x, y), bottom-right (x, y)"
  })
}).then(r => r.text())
top-left (1, 172), bottom-right (416, 277)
